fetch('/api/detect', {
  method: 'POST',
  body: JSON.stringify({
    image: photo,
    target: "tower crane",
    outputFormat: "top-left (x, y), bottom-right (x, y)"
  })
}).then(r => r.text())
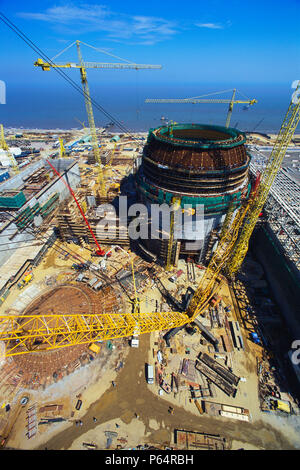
top-left (74, 117), bottom-right (87, 132)
top-left (34, 40), bottom-right (162, 196)
top-left (0, 124), bottom-right (19, 174)
top-left (146, 89), bottom-right (257, 128)
top-left (0, 84), bottom-right (299, 358)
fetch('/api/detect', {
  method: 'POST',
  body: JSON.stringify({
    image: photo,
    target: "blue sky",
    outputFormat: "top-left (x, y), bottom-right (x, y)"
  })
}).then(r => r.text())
top-left (0, 1), bottom-right (300, 131)
top-left (1, 0), bottom-right (300, 87)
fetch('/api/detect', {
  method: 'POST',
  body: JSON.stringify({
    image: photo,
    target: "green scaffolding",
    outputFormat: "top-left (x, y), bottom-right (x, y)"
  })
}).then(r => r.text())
top-left (137, 178), bottom-right (251, 215)
top-left (15, 193), bottom-right (59, 228)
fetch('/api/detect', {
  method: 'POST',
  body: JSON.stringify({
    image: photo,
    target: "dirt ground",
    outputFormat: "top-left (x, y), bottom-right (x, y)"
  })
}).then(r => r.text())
top-left (2, 243), bottom-right (300, 451)
top-left (32, 334), bottom-right (298, 451)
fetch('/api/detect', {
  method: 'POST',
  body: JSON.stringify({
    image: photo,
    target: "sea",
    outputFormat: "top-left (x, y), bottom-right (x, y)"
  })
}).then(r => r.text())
top-left (1, 81), bottom-right (297, 135)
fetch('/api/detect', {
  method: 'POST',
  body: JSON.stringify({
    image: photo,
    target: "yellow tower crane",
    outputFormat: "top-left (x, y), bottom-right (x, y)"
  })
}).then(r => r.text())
top-left (0, 84), bottom-right (299, 358)
top-left (0, 124), bottom-right (19, 174)
top-left (34, 40), bottom-right (162, 196)
top-left (145, 88), bottom-right (257, 128)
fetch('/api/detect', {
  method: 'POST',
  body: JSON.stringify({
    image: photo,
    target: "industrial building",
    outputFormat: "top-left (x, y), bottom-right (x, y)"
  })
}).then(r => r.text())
top-left (136, 123), bottom-right (251, 263)
top-left (0, 158), bottom-right (81, 301)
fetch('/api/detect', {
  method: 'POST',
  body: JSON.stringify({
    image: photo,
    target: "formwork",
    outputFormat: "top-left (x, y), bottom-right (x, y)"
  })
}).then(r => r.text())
top-left (0, 191), bottom-right (26, 209)
top-left (136, 123), bottom-right (251, 263)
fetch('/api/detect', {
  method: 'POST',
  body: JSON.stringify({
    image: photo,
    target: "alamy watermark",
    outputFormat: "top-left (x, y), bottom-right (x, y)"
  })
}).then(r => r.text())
top-left (95, 196), bottom-right (204, 250)
top-left (290, 340), bottom-right (300, 366)
top-left (0, 80), bottom-right (6, 104)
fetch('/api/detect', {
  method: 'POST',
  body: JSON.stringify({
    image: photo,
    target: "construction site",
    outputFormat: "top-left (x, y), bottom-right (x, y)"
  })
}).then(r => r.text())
top-left (0, 38), bottom-right (300, 452)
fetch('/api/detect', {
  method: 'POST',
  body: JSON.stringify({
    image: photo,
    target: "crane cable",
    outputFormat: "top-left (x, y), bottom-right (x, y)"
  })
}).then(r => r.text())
top-left (0, 13), bottom-right (142, 144)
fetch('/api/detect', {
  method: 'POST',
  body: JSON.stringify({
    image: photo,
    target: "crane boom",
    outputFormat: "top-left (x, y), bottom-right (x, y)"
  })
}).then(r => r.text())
top-left (34, 40), bottom-right (162, 196)
top-left (145, 99), bottom-right (256, 104)
top-left (35, 60), bottom-right (162, 70)
top-left (145, 88), bottom-right (257, 127)
top-left (0, 311), bottom-right (187, 357)
top-left (227, 82), bottom-right (300, 275)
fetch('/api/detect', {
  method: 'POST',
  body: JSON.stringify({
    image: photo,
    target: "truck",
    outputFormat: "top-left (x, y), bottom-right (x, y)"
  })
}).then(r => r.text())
top-left (130, 335), bottom-right (139, 348)
top-left (250, 332), bottom-right (261, 345)
top-left (17, 272), bottom-right (33, 289)
top-left (88, 343), bottom-right (101, 354)
top-left (269, 397), bottom-right (291, 414)
top-left (146, 364), bottom-right (154, 384)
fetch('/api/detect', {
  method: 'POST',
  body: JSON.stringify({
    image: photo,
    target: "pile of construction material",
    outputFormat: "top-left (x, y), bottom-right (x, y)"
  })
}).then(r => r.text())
top-left (195, 352), bottom-right (240, 398)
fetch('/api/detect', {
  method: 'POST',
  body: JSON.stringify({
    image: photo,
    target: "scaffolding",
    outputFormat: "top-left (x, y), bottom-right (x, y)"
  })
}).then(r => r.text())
top-left (250, 162), bottom-right (300, 269)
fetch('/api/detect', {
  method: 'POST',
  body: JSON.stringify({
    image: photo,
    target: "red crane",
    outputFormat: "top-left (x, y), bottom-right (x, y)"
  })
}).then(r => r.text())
top-left (47, 159), bottom-right (105, 256)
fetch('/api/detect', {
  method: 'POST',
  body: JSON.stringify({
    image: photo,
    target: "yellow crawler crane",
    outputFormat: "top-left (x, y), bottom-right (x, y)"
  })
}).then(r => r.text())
top-left (34, 40), bottom-right (162, 196)
top-left (0, 84), bottom-right (299, 357)
top-left (227, 82), bottom-right (300, 275)
top-left (0, 124), bottom-right (19, 174)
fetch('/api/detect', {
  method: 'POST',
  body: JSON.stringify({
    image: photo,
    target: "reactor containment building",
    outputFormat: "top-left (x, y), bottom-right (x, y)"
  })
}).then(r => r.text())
top-left (136, 123), bottom-right (251, 264)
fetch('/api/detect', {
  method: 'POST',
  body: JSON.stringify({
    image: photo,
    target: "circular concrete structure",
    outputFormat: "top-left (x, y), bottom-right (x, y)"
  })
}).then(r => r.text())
top-left (10, 284), bottom-right (122, 389)
top-left (136, 123), bottom-right (251, 262)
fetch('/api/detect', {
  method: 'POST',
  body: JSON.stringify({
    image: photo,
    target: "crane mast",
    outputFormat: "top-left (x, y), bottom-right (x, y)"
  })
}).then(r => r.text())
top-left (225, 88), bottom-right (237, 128)
top-left (0, 85), bottom-right (298, 358)
top-left (75, 40), bottom-right (105, 196)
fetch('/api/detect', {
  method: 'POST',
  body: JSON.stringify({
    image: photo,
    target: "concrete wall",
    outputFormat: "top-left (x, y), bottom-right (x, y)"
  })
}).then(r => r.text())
top-left (0, 159), bottom-right (81, 266)
top-left (0, 160), bottom-right (42, 191)
top-left (252, 225), bottom-right (300, 341)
